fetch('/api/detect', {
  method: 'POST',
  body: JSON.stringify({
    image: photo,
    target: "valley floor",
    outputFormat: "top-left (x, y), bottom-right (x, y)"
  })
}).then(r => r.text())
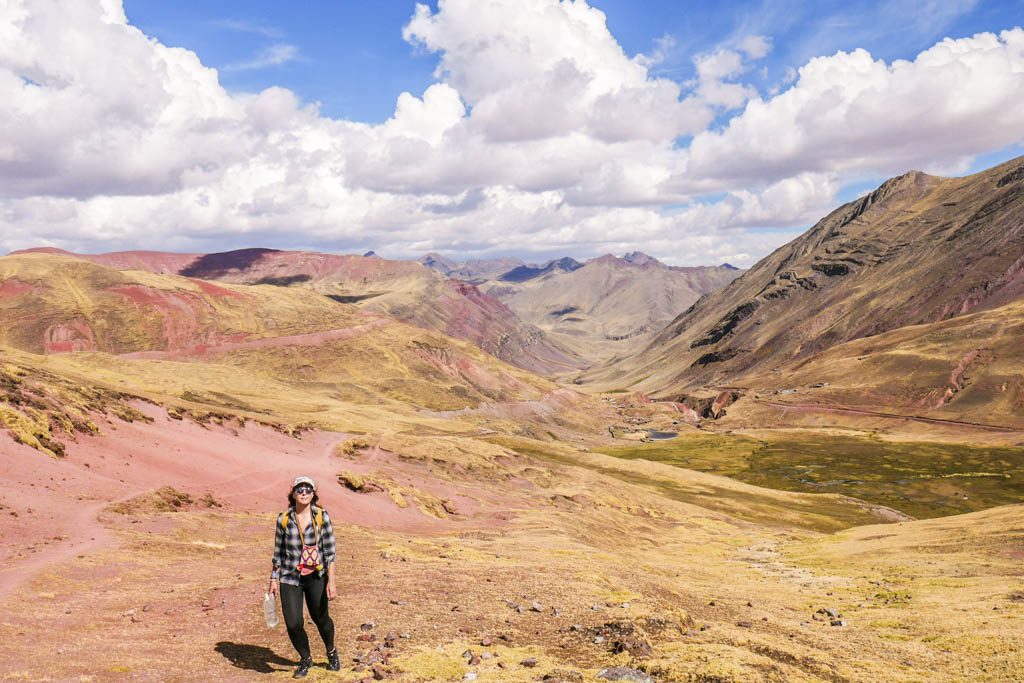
top-left (1, 404), bottom-right (1022, 682)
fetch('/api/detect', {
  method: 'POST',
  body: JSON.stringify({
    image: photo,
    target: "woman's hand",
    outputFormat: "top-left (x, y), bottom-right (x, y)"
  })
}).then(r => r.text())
top-left (326, 580), bottom-right (337, 600)
top-left (269, 579), bottom-right (279, 597)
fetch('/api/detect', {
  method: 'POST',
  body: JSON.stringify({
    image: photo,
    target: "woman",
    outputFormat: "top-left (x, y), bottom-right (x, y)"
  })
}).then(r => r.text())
top-left (269, 476), bottom-right (340, 678)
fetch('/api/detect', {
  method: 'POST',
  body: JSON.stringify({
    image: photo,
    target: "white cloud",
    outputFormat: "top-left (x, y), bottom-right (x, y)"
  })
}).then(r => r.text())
top-left (0, 0), bottom-right (1022, 270)
top-left (681, 28), bottom-right (1024, 186)
top-left (635, 34), bottom-right (677, 68)
top-left (223, 43), bottom-right (300, 71)
top-left (211, 19), bottom-right (283, 39)
top-left (737, 34), bottom-right (771, 59)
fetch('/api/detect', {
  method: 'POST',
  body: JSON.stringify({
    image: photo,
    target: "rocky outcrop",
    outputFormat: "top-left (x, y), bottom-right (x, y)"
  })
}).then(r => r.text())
top-left (43, 321), bottom-right (97, 353)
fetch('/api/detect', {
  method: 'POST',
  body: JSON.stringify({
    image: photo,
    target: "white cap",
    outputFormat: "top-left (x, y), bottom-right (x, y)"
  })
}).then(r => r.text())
top-left (292, 476), bottom-right (316, 491)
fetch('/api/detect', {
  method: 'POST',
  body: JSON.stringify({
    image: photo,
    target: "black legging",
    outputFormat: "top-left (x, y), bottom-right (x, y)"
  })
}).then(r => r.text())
top-left (280, 572), bottom-right (335, 661)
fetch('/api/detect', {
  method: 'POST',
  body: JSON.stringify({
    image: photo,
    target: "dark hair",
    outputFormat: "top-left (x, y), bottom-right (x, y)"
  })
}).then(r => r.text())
top-left (287, 490), bottom-right (320, 509)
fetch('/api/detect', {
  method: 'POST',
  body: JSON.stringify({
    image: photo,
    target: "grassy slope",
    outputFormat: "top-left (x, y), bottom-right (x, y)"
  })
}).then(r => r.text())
top-left (1, 254), bottom-right (1023, 680)
top-left (583, 156), bottom-right (1024, 407)
top-left (762, 297), bottom-right (1024, 428)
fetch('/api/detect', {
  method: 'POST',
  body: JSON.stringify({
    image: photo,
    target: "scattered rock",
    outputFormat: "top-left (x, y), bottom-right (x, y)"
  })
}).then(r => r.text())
top-left (531, 601), bottom-right (544, 612)
top-left (463, 674), bottom-right (477, 681)
top-left (831, 619), bottom-right (847, 627)
top-left (543, 670), bottom-right (583, 682)
top-left (818, 607), bottom-right (840, 619)
top-left (737, 621), bottom-right (753, 628)
top-left (360, 622), bottom-right (376, 631)
top-left (612, 636), bottom-right (653, 658)
top-left (597, 666), bottom-right (654, 682)
top-left (521, 657), bottom-right (538, 668)
top-left (594, 636), bottom-right (605, 644)
top-left (480, 636), bottom-right (492, 646)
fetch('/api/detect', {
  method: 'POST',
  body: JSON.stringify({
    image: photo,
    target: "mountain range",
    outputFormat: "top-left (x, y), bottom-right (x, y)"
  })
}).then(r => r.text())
top-left (11, 246), bottom-right (583, 375)
top-left (584, 155), bottom-right (1024, 428)
top-left (423, 251), bottom-right (743, 363)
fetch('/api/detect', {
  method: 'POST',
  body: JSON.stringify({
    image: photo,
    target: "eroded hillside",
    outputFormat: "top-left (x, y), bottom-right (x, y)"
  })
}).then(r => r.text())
top-left (12, 248), bottom-right (583, 375)
top-left (584, 156), bottom-right (1024, 423)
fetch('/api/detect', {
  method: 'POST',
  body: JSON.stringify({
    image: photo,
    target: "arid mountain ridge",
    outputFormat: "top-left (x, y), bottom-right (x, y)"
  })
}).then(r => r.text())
top-left (477, 253), bottom-right (743, 363)
top-left (582, 155), bottom-right (1024, 429)
top-left (11, 246), bottom-right (744, 373)
top-left (10, 246), bottom-right (583, 375)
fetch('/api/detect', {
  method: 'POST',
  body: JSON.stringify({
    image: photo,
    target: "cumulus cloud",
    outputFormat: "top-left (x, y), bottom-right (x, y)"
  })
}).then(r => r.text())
top-left (680, 28), bottom-right (1024, 186)
top-left (635, 35), bottom-right (677, 69)
top-left (0, 0), bottom-right (1023, 269)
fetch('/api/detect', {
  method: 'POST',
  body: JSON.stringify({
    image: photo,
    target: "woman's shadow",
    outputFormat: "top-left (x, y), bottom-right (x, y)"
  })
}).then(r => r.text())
top-left (215, 642), bottom-right (296, 674)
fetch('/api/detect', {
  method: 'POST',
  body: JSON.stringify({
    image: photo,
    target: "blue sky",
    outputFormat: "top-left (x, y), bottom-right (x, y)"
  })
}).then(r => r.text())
top-left (124, 1), bottom-right (442, 123)
top-left (2, 1), bottom-right (1023, 265)
top-left (123, 0), bottom-right (1022, 123)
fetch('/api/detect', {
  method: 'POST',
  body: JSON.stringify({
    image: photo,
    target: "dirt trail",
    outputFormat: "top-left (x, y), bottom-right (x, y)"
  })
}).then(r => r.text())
top-left (0, 405), bottom-right (446, 604)
top-left (759, 399), bottom-right (1024, 432)
top-left (0, 490), bottom-right (141, 599)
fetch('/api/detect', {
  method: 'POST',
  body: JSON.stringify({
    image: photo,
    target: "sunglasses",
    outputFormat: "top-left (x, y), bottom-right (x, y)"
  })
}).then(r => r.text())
top-left (293, 486), bottom-right (314, 495)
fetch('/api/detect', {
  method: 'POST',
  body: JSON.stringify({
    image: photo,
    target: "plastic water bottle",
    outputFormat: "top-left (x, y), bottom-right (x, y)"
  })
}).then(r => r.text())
top-left (263, 592), bottom-right (279, 628)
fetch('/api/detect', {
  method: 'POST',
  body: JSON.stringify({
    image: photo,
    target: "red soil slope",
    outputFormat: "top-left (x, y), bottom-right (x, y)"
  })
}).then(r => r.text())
top-left (10, 247), bottom-right (584, 374)
top-left (0, 402), bottom-right (516, 594)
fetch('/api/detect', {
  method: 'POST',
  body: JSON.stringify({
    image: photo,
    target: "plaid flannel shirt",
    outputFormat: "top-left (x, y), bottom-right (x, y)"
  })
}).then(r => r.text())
top-left (272, 506), bottom-right (336, 586)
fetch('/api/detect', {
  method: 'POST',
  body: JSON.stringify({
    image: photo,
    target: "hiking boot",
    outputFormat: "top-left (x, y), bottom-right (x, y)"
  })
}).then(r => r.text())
top-left (293, 658), bottom-right (313, 679)
top-left (327, 649), bottom-right (341, 672)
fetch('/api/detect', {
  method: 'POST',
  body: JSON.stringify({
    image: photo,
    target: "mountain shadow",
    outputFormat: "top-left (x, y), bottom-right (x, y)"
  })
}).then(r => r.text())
top-left (180, 248), bottom-right (281, 278)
